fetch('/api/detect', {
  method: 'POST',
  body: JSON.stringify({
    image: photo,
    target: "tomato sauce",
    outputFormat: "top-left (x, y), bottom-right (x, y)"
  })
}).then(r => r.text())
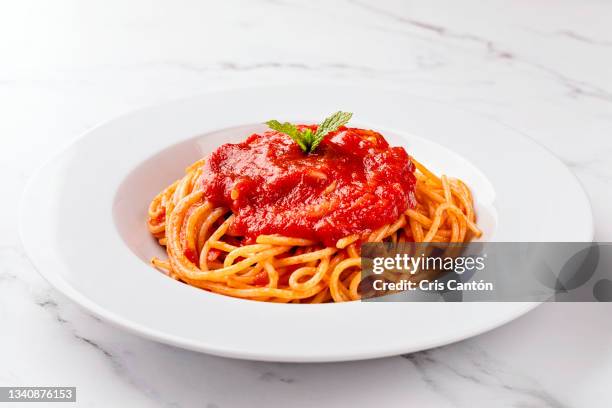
top-left (200, 126), bottom-right (416, 246)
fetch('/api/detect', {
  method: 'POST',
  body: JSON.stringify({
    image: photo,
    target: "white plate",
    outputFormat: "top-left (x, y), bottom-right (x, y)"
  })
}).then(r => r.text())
top-left (20, 85), bottom-right (593, 362)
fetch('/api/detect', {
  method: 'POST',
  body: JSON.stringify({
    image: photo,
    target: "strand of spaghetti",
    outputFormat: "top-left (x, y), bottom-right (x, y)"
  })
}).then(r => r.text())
top-left (166, 193), bottom-right (292, 280)
top-left (226, 264), bottom-right (265, 286)
top-left (166, 190), bottom-right (204, 264)
top-left (367, 224), bottom-right (390, 242)
top-left (223, 244), bottom-right (273, 268)
top-left (342, 270), bottom-right (359, 298)
top-left (337, 279), bottom-right (352, 300)
top-left (441, 175), bottom-right (452, 202)
top-left (311, 288), bottom-right (331, 303)
top-left (409, 217), bottom-right (425, 242)
top-left (184, 201), bottom-right (212, 259)
top-left (442, 175), bottom-right (465, 241)
top-left (150, 179), bottom-right (179, 215)
top-left (269, 297), bottom-right (294, 303)
top-left (349, 271), bottom-right (361, 300)
top-left (274, 247), bottom-right (336, 267)
top-left (330, 258), bottom-right (361, 302)
top-left (417, 182), bottom-right (446, 204)
top-left (261, 260), bottom-right (280, 289)
top-left (448, 203), bottom-right (481, 236)
top-left (147, 179), bottom-right (180, 234)
top-left (405, 209), bottom-right (433, 227)
top-left (288, 255), bottom-right (330, 291)
top-left (454, 178), bottom-right (473, 204)
top-left (449, 182), bottom-right (474, 223)
top-left (256, 235), bottom-right (316, 246)
top-left (427, 201), bottom-right (436, 218)
top-left (336, 234), bottom-right (359, 249)
top-left (197, 207), bottom-right (228, 257)
top-left (423, 203), bottom-right (481, 242)
top-left (173, 169), bottom-right (195, 204)
top-left (183, 279), bottom-right (327, 300)
top-left (227, 263), bottom-right (264, 281)
top-left (287, 266), bottom-right (317, 288)
top-left (225, 277), bottom-right (259, 289)
top-left (386, 215), bottom-right (407, 236)
top-left (209, 240), bottom-right (238, 253)
top-left (185, 158), bottom-right (206, 173)
top-left (411, 157), bottom-right (442, 186)
top-left (347, 243), bottom-right (360, 259)
top-left (422, 203), bottom-right (452, 243)
top-left (177, 245), bottom-right (291, 282)
top-left (327, 253), bottom-right (346, 281)
top-left (198, 209), bottom-right (232, 270)
top-left (151, 257), bottom-right (171, 271)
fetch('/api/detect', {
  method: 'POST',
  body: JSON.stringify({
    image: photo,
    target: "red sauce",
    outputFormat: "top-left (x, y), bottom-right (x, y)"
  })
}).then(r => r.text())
top-left (200, 126), bottom-right (416, 246)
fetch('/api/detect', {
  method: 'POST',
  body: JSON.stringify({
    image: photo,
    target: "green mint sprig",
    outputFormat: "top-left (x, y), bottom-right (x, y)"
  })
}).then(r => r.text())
top-left (265, 111), bottom-right (353, 154)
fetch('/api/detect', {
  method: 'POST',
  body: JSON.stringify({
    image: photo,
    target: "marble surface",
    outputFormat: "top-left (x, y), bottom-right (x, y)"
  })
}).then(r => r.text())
top-left (1, 0), bottom-right (612, 406)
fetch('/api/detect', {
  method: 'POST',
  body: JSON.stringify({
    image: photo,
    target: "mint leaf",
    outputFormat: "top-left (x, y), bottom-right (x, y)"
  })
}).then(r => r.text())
top-left (265, 120), bottom-right (308, 152)
top-left (310, 111), bottom-right (352, 152)
top-left (302, 128), bottom-right (313, 146)
top-left (265, 111), bottom-right (353, 154)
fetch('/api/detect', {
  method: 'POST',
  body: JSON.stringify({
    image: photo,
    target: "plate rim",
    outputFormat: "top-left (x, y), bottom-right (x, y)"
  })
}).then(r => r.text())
top-left (19, 85), bottom-right (594, 362)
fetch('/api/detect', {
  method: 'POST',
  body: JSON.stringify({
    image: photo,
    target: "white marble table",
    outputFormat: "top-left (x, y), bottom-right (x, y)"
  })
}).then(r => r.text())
top-left (2, 1), bottom-right (612, 406)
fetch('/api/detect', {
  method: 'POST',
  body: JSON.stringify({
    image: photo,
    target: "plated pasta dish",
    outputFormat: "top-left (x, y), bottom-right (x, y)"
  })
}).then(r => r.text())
top-left (147, 111), bottom-right (481, 303)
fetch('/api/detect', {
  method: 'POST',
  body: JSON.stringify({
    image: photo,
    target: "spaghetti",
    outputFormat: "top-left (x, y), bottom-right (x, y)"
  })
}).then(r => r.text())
top-left (148, 126), bottom-right (481, 303)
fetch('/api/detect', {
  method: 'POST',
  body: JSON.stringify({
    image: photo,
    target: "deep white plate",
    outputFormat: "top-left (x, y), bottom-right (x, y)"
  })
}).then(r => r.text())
top-left (20, 85), bottom-right (593, 362)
